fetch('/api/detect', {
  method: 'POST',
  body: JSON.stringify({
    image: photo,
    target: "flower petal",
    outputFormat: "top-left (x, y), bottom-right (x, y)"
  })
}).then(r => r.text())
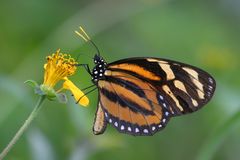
top-left (63, 78), bottom-right (89, 107)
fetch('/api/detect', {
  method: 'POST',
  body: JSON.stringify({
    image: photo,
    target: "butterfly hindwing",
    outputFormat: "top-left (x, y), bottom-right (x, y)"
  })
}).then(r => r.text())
top-left (98, 71), bottom-right (171, 136)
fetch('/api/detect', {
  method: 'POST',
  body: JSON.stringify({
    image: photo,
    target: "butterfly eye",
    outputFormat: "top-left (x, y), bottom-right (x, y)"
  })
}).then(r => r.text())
top-left (94, 54), bottom-right (101, 63)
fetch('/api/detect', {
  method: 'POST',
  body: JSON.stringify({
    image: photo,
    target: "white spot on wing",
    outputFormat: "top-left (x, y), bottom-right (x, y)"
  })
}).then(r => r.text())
top-left (159, 63), bottom-right (175, 80)
top-left (105, 112), bottom-right (108, 117)
top-left (192, 78), bottom-right (204, 92)
top-left (182, 67), bottom-right (199, 81)
top-left (135, 128), bottom-right (140, 133)
top-left (162, 85), bottom-right (183, 111)
top-left (209, 77), bottom-right (214, 84)
top-left (152, 126), bottom-right (156, 131)
top-left (143, 129), bottom-right (149, 133)
top-left (162, 118), bottom-right (166, 123)
top-left (163, 103), bottom-right (167, 108)
top-left (207, 92), bottom-right (211, 97)
top-left (121, 125), bottom-right (125, 130)
top-left (209, 85), bottom-right (213, 90)
top-left (197, 89), bottom-right (205, 99)
top-left (174, 80), bottom-right (188, 94)
top-left (114, 122), bottom-right (118, 127)
top-left (159, 95), bottom-right (164, 100)
top-left (147, 58), bottom-right (168, 64)
top-left (182, 67), bottom-right (205, 100)
top-left (128, 127), bottom-right (132, 132)
top-left (192, 99), bottom-right (198, 107)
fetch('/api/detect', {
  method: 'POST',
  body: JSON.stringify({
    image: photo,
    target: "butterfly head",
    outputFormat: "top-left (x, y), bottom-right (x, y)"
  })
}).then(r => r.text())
top-left (92, 54), bottom-right (107, 83)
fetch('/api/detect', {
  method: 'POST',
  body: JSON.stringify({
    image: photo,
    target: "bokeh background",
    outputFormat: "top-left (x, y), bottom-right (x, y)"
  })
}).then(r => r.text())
top-left (0, 0), bottom-right (240, 160)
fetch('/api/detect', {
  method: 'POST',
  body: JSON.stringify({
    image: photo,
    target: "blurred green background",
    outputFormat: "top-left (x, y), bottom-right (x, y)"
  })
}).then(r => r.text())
top-left (0, 0), bottom-right (240, 160)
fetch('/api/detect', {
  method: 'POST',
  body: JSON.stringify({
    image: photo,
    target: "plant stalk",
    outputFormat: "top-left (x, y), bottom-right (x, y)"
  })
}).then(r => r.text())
top-left (0, 96), bottom-right (46, 160)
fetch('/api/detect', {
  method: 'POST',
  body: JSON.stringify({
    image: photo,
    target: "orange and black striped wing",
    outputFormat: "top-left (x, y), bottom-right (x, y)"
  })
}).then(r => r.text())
top-left (97, 71), bottom-right (171, 136)
top-left (107, 57), bottom-right (216, 116)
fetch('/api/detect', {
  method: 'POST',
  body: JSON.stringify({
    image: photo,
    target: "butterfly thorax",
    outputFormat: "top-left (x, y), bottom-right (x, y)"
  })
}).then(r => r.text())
top-left (92, 55), bottom-right (107, 83)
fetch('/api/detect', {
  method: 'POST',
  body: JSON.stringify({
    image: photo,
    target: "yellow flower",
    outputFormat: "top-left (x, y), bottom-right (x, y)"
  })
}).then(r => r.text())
top-left (41, 49), bottom-right (89, 106)
top-left (63, 77), bottom-right (89, 107)
top-left (43, 49), bottom-right (77, 87)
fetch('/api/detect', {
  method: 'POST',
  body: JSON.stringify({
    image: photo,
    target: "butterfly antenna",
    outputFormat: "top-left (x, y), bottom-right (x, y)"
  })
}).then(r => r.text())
top-left (75, 26), bottom-right (100, 56)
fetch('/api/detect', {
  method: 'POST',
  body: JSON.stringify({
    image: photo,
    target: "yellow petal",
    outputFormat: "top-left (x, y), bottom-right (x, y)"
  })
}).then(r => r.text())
top-left (63, 78), bottom-right (89, 107)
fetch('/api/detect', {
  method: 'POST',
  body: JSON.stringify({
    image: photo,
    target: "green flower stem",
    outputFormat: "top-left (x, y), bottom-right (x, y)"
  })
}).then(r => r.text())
top-left (0, 96), bottom-right (46, 159)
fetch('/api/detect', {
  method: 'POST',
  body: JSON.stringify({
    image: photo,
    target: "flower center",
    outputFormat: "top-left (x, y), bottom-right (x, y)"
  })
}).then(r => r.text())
top-left (43, 49), bottom-right (78, 87)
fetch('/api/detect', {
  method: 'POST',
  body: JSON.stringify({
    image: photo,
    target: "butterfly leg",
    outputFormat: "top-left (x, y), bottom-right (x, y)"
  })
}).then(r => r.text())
top-left (77, 64), bottom-right (92, 75)
top-left (81, 84), bottom-right (96, 91)
top-left (76, 87), bottom-right (97, 104)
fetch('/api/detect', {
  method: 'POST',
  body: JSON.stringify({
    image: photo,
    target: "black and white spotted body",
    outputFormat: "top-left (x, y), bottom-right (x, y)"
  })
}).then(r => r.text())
top-left (92, 54), bottom-right (107, 83)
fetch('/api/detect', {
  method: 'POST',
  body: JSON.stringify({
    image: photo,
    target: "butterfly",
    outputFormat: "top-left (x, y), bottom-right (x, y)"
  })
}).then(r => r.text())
top-left (76, 27), bottom-right (216, 136)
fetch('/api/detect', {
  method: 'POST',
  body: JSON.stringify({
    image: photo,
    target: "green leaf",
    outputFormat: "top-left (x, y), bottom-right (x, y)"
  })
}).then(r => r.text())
top-left (24, 80), bottom-right (39, 88)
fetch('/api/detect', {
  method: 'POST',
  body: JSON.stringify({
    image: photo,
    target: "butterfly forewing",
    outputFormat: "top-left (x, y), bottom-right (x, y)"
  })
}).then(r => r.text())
top-left (107, 57), bottom-right (216, 116)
